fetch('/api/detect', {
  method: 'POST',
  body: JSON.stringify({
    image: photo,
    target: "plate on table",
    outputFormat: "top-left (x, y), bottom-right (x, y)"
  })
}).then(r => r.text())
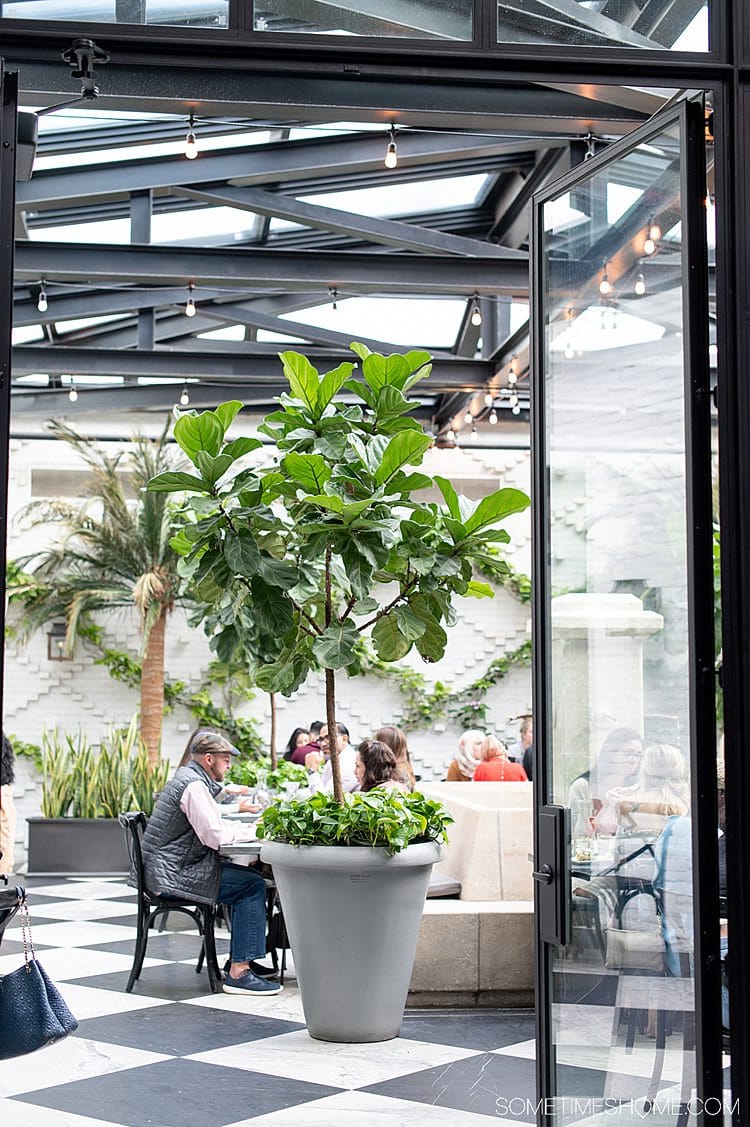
top-left (222, 810), bottom-right (261, 821)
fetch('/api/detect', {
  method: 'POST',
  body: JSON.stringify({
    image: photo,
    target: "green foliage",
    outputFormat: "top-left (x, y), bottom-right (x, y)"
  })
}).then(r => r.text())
top-left (256, 788), bottom-right (454, 855)
top-left (187, 691), bottom-right (264, 758)
top-left (7, 733), bottom-right (43, 773)
top-left (148, 346), bottom-right (530, 708)
top-left (39, 719), bottom-right (169, 819)
top-left (228, 759), bottom-right (308, 791)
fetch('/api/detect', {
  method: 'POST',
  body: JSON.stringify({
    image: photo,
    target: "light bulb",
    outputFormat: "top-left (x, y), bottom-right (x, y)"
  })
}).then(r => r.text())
top-left (649, 221), bottom-right (661, 241)
top-left (37, 285), bottom-right (48, 313)
top-left (644, 236), bottom-right (656, 256)
top-left (484, 390), bottom-right (493, 408)
top-left (510, 354), bottom-right (518, 375)
top-left (599, 271), bottom-right (611, 296)
top-left (384, 126), bottom-right (398, 169)
top-left (464, 410), bottom-right (473, 425)
top-left (470, 425), bottom-right (478, 441)
top-left (470, 300), bottom-right (482, 327)
top-left (511, 404), bottom-right (521, 415)
top-left (564, 340), bottom-right (574, 360)
top-left (185, 284), bottom-right (196, 317)
top-left (489, 409), bottom-right (498, 425)
top-left (509, 392), bottom-right (519, 407)
top-left (68, 384), bottom-right (78, 403)
top-left (180, 386), bottom-right (190, 407)
top-left (634, 273), bottom-right (646, 296)
top-left (447, 429), bottom-right (456, 444)
top-left (185, 115), bottom-right (198, 159)
top-left (508, 370), bottom-right (517, 385)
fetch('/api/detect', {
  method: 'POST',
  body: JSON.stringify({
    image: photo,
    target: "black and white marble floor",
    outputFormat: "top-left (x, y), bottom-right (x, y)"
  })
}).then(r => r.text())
top-left (0, 877), bottom-right (729, 1126)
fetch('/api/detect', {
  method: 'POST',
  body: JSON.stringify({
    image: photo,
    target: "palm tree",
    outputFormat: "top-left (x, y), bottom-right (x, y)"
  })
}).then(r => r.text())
top-left (10, 421), bottom-right (183, 766)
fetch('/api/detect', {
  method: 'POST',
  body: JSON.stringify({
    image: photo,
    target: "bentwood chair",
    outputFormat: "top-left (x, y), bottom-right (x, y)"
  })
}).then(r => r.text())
top-left (118, 812), bottom-right (222, 994)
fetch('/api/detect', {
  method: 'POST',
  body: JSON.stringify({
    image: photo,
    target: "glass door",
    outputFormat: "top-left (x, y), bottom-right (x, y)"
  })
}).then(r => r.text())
top-left (531, 99), bottom-right (722, 1123)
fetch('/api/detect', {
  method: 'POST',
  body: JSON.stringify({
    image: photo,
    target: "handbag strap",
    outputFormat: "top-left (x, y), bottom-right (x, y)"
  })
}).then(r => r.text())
top-left (18, 902), bottom-right (36, 971)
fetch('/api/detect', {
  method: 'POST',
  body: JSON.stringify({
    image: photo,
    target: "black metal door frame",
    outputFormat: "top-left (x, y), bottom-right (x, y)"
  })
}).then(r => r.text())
top-left (530, 97), bottom-right (721, 1121)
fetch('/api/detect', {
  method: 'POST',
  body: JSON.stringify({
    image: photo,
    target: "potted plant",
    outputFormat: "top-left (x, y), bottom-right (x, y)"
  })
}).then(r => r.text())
top-left (26, 718), bottom-right (170, 875)
top-left (148, 344), bottom-right (529, 1039)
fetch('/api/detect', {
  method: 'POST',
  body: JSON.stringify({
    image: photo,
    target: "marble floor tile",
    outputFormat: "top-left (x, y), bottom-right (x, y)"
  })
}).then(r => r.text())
top-left (0, 1036), bottom-right (169, 1098)
top-left (26, 899), bottom-right (138, 922)
top-left (190, 1028), bottom-right (481, 1089)
top-left (234, 1089), bottom-right (513, 1125)
top-left (29, 882), bottom-right (135, 901)
top-left (0, 1096), bottom-right (118, 1127)
top-left (49, 981), bottom-right (167, 1021)
top-left (184, 985), bottom-right (306, 1023)
top-left (16, 945), bottom-right (166, 981)
top-left (20, 921), bottom-right (140, 948)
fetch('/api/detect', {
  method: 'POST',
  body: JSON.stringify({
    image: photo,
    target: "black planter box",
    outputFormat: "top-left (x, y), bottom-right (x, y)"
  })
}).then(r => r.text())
top-left (27, 817), bottom-right (130, 876)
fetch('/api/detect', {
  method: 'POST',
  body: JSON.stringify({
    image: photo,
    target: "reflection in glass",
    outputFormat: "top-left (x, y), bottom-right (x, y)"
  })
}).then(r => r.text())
top-left (253, 0), bottom-right (472, 39)
top-left (543, 119), bottom-right (700, 1122)
top-left (0, 0), bottom-right (228, 26)
top-left (498, 1), bottom-right (708, 51)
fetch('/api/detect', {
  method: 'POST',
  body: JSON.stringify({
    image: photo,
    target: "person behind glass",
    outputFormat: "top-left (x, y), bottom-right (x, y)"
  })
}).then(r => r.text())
top-left (355, 739), bottom-right (409, 793)
top-left (445, 729), bottom-right (485, 781)
top-left (305, 722), bottom-right (358, 793)
top-left (282, 727), bottom-right (310, 762)
top-left (0, 732), bottom-right (17, 875)
top-left (374, 725), bottom-right (416, 790)
top-left (289, 720), bottom-right (324, 765)
top-left (473, 735), bottom-right (528, 781)
top-left (508, 716), bottom-right (533, 765)
top-left (139, 729), bottom-right (281, 995)
top-left (567, 726), bottom-right (643, 844)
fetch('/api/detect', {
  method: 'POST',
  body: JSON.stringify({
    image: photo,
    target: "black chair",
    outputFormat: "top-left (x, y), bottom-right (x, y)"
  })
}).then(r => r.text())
top-left (118, 812), bottom-right (222, 994)
top-left (265, 884), bottom-right (289, 984)
top-left (0, 880), bottom-right (25, 952)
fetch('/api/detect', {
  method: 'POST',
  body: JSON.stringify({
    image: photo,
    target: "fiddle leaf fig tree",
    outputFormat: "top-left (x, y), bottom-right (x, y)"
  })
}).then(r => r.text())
top-left (148, 344), bottom-right (529, 803)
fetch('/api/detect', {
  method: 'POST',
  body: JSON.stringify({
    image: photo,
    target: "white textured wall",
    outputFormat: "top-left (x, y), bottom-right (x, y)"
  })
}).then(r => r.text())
top-left (4, 435), bottom-right (533, 869)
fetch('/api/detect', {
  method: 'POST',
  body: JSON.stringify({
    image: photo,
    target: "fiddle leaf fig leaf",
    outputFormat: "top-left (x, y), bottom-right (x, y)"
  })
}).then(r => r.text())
top-left (250, 576), bottom-right (294, 635)
top-left (279, 351), bottom-right (319, 412)
top-left (174, 411), bottom-right (223, 462)
top-left (224, 533), bottom-right (261, 578)
top-left (223, 437), bottom-right (263, 460)
top-left (317, 363), bottom-right (355, 415)
top-left (375, 430), bottom-right (432, 487)
top-left (312, 622), bottom-right (359, 670)
top-left (283, 452), bottom-right (331, 495)
top-left (465, 580), bottom-right (495, 599)
top-left (464, 487), bottom-right (530, 535)
top-left (434, 475), bottom-right (461, 520)
top-left (213, 401), bottom-right (244, 434)
top-left (372, 614), bottom-right (412, 661)
top-left (147, 471), bottom-right (211, 493)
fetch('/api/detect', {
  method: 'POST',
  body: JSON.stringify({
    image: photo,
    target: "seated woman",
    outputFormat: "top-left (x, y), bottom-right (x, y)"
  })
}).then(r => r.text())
top-left (472, 735), bottom-right (528, 782)
top-left (446, 729), bottom-right (485, 782)
top-left (283, 727), bottom-right (310, 762)
top-left (355, 739), bottom-right (409, 793)
top-left (375, 725), bottom-right (416, 790)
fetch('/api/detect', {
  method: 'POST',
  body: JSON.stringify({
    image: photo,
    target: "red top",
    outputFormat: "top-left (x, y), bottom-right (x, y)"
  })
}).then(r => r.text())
top-left (473, 759), bottom-right (528, 782)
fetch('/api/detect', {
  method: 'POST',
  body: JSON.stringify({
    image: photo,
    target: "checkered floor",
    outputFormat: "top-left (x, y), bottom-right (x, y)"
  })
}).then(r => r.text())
top-left (0, 878), bottom-right (731, 1126)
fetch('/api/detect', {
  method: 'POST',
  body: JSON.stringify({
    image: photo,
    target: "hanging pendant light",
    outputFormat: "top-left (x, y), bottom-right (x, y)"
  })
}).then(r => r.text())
top-left (470, 293), bottom-right (482, 327)
top-left (179, 384), bottom-right (190, 407)
top-left (185, 283), bottom-right (196, 317)
top-left (489, 408), bottom-right (498, 425)
top-left (37, 280), bottom-right (48, 313)
top-left (68, 380), bottom-right (78, 403)
top-left (184, 114), bottom-right (198, 160)
top-left (384, 125), bottom-right (398, 169)
top-left (599, 264), bottom-right (611, 296)
top-left (634, 272), bottom-right (646, 296)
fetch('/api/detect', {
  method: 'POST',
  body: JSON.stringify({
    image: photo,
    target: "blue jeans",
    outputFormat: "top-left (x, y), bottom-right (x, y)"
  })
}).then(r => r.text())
top-left (217, 862), bottom-right (267, 963)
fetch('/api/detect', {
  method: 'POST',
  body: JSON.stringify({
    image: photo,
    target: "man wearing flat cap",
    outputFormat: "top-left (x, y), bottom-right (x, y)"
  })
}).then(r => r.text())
top-left (140, 728), bottom-right (280, 995)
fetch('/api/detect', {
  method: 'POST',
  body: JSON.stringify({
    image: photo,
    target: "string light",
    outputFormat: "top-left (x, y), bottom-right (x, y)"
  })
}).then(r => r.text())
top-left (185, 283), bottom-right (196, 317)
top-left (509, 354), bottom-right (519, 377)
top-left (470, 293), bottom-right (482, 327)
top-left (564, 339), bottom-right (574, 360)
top-left (37, 281), bottom-right (48, 313)
top-left (68, 380), bottom-right (78, 403)
top-left (508, 368), bottom-right (517, 386)
top-left (470, 424), bottom-right (478, 441)
top-left (584, 131), bottom-right (596, 161)
top-left (447, 428), bottom-right (456, 444)
top-left (634, 272), bottom-right (646, 296)
top-left (329, 286), bottom-right (338, 310)
top-left (511, 403), bottom-right (521, 415)
top-left (509, 392), bottom-right (519, 407)
top-left (464, 409), bottom-right (473, 425)
top-left (489, 408), bottom-right (498, 425)
top-left (179, 384), bottom-right (190, 407)
top-left (384, 125), bottom-right (398, 169)
top-left (599, 264), bottom-right (611, 296)
top-left (648, 218), bottom-right (662, 242)
top-left (184, 114), bottom-right (198, 160)
top-left (484, 388), bottom-right (493, 408)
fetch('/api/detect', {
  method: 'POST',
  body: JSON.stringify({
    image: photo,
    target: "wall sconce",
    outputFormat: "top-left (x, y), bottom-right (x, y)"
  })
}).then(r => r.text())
top-left (47, 621), bottom-right (71, 661)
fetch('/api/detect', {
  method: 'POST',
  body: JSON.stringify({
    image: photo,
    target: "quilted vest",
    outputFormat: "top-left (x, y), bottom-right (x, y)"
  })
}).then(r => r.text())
top-left (140, 761), bottom-right (223, 905)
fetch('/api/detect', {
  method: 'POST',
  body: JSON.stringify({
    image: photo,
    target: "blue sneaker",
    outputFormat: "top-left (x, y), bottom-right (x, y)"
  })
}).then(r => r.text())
top-left (223, 970), bottom-right (283, 995)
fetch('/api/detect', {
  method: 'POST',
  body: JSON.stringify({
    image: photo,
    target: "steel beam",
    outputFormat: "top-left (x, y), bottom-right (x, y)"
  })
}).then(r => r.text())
top-left (12, 285), bottom-right (231, 328)
top-left (261, 0), bottom-right (470, 39)
top-left (17, 131), bottom-right (542, 212)
top-left (177, 184), bottom-right (522, 258)
top-left (12, 345), bottom-right (491, 386)
top-left (488, 147), bottom-right (568, 245)
top-left (15, 242), bottom-right (528, 295)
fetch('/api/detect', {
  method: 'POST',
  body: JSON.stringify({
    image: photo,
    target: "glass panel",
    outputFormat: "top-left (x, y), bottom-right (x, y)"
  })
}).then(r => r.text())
top-left (0, 1), bottom-right (228, 28)
top-left (543, 117), bottom-right (701, 1123)
top-left (253, 0), bottom-right (472, 39)
top-left (498, 1), bottom-right (708, 51)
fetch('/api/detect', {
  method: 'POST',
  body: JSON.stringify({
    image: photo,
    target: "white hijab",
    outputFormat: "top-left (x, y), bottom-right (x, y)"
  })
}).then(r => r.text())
top-left (454, 729), bottom-right (485, 778)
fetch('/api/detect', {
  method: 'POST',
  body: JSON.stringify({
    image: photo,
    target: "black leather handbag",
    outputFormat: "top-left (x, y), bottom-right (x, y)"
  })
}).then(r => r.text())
top-left (0, 897), bottom-right (78, 1059)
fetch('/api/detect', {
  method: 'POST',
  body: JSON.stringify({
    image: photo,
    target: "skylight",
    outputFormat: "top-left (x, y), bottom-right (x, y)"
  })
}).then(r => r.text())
top-left (280, 297), bottom-right (465, 349)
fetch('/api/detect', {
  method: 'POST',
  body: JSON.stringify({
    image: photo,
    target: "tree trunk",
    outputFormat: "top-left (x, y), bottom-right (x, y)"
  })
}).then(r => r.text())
top-left (140, 606), bottom-right (166, 769)
top-left (269, 692), bottom-right (277, 770)
top-left (326, 667), bottom-right (343, 803)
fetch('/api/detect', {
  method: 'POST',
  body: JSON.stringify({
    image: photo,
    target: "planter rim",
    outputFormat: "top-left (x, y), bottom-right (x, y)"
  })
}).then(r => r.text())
top-left (260, 839), bottom-right (444, 871)
top-left (26, 816), bottom-right (124, 824)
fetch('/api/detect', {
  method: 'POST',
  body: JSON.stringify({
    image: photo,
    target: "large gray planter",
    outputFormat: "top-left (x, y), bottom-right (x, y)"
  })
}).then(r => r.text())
top-left (261, 839), bottom-right (443, 1043)
top-left (26, 817), bottom-right (130, 876)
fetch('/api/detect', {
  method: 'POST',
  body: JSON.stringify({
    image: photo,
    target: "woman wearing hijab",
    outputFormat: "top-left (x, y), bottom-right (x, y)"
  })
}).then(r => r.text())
top-left (445, 729), bottom-right (486, 781)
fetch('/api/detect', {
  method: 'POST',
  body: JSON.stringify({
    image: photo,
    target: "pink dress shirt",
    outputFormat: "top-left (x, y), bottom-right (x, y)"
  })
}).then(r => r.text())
top-left (180, 781), bottom-right (257, 851)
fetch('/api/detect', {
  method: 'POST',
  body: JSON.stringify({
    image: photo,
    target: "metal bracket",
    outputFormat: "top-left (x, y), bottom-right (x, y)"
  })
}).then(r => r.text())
top-left (37, 39), bottom-right (110, 117)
